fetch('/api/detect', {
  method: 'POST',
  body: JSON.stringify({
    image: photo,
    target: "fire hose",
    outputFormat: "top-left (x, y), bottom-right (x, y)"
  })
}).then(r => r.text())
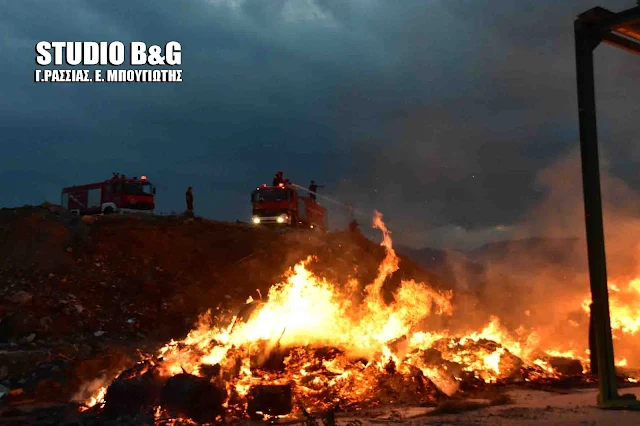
top-left (289, 183), bottom-right (371, 222)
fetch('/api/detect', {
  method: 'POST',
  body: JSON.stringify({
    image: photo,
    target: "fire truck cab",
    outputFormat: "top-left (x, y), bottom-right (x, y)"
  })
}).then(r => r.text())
top-left (251, 183), bottom-right (327, 231)
top-left (61, 175), bottom-right (156, 215)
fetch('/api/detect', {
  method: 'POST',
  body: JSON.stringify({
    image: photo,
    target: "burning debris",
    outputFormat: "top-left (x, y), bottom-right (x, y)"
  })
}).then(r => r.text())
top-left (247, 384), bottom-right (293, 419)
top-left (102, 361), bottom-right (164, 417)
top-left (159, 373), bottom-right (226, 423)
top-left (71, 211), bottom-right (639, 424)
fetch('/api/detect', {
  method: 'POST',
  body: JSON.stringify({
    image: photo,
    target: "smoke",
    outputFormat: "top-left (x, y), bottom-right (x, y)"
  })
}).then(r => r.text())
top-left (441, 149), bottom-right (640, 366)
top-left (71, 374), bottom-right (110, 404)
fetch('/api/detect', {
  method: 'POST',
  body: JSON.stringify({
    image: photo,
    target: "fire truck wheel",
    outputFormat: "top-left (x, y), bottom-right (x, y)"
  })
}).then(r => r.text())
top-left (103, 207), bottom-right (115, 215)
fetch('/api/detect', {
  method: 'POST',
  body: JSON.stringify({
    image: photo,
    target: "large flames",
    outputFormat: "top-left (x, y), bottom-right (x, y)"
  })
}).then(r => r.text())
top-left (582, 279), bottom-right (640, 336)
top-left (79, 211), bottom-right (640, 422)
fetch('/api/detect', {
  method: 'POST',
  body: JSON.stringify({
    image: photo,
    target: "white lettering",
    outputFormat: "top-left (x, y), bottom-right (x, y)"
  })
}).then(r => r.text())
top-left (99, 42), bottom-right (108, 65)
top-left (35, 41), bottom-right (51, 65)
top-left (51, 41), bottom-right (65, 65)
top-left (83, 42), bottom-right (100, 65)
top-left (130, 42), bottom-right (147, 65)
top-left (108, 42), bottom-right (125, 65)
top-left (165, 41), bottom-right (181, 65)
top-left (66, 42), bottom-right (82, 65)
top-left (96, 68), bottom-right (183, 83)
top-left (34, 42), bottom-right (130, 66)
top-left (147, 45), bottom-right (164, 65)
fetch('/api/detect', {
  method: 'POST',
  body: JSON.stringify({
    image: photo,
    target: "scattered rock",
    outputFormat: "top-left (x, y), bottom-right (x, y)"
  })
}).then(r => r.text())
top-left (0, 384), bottom-right (8, 400)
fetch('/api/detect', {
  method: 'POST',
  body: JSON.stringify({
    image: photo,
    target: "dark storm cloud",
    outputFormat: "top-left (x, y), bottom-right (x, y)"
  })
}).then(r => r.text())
top-left (1, 0), bottom-right (638, 248)
top-left (331, 0), bottom-right (639, 247)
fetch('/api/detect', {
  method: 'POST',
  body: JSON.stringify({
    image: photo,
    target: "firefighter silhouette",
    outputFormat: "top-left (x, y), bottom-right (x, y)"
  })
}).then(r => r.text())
top-left (186, 187), bottom-right (194, 214)
top-left (309, 180), bottom-right (324, 201)
top-left (272, 171), bottom-right (284, 186)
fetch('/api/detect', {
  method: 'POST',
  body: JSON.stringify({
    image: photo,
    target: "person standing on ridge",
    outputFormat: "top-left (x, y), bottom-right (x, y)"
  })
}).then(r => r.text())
top-left (309, 180), bottom-right (324, 201)
top-left (186, 186), bottom-right (194, 215)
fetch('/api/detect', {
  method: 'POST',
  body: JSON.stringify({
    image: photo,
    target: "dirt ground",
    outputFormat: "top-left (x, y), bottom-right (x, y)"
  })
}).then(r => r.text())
top-left (411, 387), bottom-right (640, 425)
top-left (478, 387), bottom-right (640, 426)
top-left (323, 388), bottom-right (640, 426)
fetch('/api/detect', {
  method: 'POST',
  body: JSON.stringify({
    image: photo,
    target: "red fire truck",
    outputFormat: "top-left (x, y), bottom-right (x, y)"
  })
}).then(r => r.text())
top-left (250, 183), bottom-right (327, 230)
top-left (61, 174), bottom-right (156, 215)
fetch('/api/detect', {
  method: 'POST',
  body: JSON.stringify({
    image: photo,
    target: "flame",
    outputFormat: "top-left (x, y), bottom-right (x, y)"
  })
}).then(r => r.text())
top-left (79, 210), bottom-right (640, 419)
top-left (608, 279), bottom-right (640, 335)
top-left (581, 279), bottom-right (640, 335)
top-left (156, 211), bottom-right (456, 393)
top-left (78, 386), bottom-right (107, 412)
top-left (148, 211), bottom-right (570, 406)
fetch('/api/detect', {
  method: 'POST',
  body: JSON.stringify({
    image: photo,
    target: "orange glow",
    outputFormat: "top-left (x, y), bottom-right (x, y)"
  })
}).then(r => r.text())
top-left (79, 210), bottom-right (640, 419)
top-left (78, 386), bottom-right (107, 412)
top-left (582, 278), bottom-right (640, 336)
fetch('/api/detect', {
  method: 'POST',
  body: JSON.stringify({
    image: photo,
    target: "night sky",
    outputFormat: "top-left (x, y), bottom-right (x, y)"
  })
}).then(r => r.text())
top-left (1, 0), bottom-right (638, 249)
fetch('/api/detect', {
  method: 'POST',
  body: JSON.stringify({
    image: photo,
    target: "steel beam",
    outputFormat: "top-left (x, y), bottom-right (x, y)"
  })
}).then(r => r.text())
top-left (574, 9), bottom-right (640, 410)
top-left (582, 6), bottom-right (640, 31)
top-left (603, 32), bottom-right (640, 54)
top-left (574, 22), bottom-right (616, 405)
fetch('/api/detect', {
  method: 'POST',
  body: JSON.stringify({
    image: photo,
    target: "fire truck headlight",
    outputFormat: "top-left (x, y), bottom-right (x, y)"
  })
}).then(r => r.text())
top-left (252, 216), bottom-right (261, 224)
top-left (277, 215), bottom-right (286, 224)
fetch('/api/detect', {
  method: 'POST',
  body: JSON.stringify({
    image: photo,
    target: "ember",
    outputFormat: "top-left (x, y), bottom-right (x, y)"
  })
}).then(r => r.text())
top-left (76, 211), bottom-right (638, 423)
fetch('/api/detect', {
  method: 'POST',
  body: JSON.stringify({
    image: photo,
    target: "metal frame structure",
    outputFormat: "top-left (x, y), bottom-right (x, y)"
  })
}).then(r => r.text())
top-left (574, 3), bottom-right (640, 409)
